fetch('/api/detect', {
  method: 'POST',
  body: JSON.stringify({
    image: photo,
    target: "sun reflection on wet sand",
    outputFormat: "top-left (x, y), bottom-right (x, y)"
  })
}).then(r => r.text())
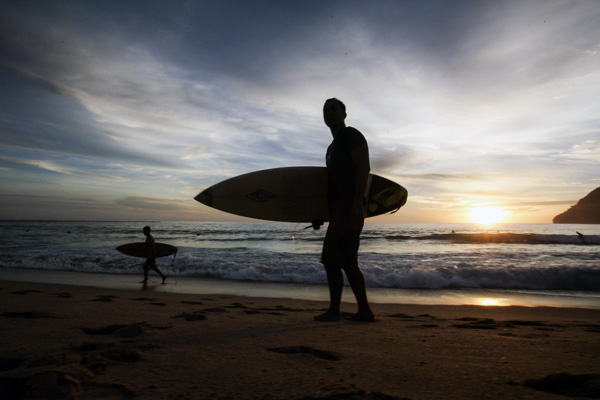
top-left (478, 298), bottom-right (501, 306)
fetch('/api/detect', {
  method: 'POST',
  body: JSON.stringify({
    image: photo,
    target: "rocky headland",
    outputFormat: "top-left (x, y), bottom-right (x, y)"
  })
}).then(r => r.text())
top-left (553, 187), bottom-right (600, 224)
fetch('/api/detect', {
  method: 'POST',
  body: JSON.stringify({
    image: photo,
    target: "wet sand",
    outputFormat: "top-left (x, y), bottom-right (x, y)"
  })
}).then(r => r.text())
top-left (3, 267), bottom-right (598, 310)
top-left (1, 279), bottom-right (599, 400)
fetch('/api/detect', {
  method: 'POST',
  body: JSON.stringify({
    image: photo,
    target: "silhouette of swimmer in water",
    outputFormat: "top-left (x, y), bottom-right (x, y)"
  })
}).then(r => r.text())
top-left (142, 226), bottom-right (166, 284)
top-left (315, 98), bottom-right (374, 323)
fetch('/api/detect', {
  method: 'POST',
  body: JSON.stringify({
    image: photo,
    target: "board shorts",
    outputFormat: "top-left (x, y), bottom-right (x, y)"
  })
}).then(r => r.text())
top-left (321, 214), bottom-right (364, 269)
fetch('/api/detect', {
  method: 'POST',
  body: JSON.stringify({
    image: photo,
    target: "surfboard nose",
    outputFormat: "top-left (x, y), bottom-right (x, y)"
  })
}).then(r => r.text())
top-left (194, 187), bottom-right (213, 206)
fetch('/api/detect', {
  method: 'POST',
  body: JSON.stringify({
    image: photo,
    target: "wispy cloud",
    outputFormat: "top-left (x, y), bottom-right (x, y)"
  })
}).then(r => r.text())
top-left (562, 140), bottom-right (600, 162)
top-left (0, 156), bottom-right (127, 181)
top-left (1, 0), bottom-right (599, 222)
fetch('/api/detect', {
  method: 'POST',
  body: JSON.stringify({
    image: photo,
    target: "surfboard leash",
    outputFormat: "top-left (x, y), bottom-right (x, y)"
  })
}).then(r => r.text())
top-left (169, 250), bottom-right (178, 285)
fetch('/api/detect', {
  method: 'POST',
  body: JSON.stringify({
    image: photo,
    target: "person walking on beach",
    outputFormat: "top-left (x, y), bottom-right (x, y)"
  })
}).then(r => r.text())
top-left (315, 98), bottom-right (375, 322)
top-left (142, 226), bottom-right (167, 284)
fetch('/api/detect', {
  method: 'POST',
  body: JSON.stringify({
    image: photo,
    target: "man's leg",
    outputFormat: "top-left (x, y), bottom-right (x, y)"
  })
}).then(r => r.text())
top-left (156, 267), bottom-right (167, 283)
top-left (314, 264), bottom-right (344, 321)
top-left (151, 265), bottom-right (167, 284)
top-left (142, 260), bottom-right (150, 283)
top-left (343, 263), bottom-right (374, 321)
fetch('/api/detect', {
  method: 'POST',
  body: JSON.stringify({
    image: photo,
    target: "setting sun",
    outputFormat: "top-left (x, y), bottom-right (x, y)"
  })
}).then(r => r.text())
top-left (469, 206), bottom-right (508, 225)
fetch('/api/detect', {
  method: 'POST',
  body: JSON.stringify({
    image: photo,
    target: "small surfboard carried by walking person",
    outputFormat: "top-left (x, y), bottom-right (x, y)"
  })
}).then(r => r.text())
top-left (116, 226), bottom-right (177, 284)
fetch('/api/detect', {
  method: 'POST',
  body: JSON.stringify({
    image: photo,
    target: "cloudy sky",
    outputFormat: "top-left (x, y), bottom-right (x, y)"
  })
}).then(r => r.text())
top-left (1, 0), bottom-right (599, 223)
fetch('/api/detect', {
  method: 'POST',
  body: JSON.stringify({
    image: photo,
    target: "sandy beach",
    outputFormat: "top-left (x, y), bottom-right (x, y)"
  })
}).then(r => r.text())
top-left (1, 279), bottom-right (599, 400)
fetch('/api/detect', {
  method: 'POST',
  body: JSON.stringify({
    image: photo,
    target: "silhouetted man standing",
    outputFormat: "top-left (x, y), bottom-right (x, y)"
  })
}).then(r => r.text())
top-left (315, 98), bottom-right (374, 322)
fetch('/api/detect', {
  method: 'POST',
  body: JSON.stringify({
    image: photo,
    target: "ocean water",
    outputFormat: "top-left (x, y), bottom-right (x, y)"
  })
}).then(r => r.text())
top-left (1, 221), bottom-right (599, 308)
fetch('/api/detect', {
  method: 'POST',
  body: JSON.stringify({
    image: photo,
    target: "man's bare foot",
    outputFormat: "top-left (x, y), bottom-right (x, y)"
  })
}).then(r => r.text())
top-left (314, 311), bottom-right (341, 322)
top-left (346, 311), bottom-right (376, 322)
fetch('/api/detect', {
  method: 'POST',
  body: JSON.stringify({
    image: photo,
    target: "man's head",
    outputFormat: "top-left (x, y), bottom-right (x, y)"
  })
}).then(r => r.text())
top-left (325, 98), bottom-right (345, 113)
top-left (323, 98), bottom-right (347, 131)
top-left (143, 226), bottom-right (151, 236)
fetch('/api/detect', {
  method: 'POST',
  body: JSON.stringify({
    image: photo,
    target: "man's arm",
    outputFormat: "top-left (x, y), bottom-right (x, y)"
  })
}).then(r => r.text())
top-left (145, 237), bottom-right (156, 259)
top-left (350, 143), bottom-right (370, 217)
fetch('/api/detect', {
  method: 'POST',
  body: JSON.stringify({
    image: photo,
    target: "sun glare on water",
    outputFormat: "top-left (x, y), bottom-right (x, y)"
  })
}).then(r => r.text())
top-left (469, 206), bottom-right (508, 225)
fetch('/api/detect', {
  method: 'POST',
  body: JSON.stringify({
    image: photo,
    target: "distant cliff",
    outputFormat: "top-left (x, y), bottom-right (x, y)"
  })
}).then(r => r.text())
top-left (553, 187), bottom-right (600, 224)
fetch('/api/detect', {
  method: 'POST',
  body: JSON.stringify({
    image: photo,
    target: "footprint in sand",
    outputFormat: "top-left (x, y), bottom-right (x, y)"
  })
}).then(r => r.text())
top-left (81, 323), bottom-right (144, 338)
top-left (52, 292), bottom-right (72, 298)
top-left (82, 382), bottom-right (135, 399)
top-left (1, 311), bottom-right (55, 319)
top-left (266, 346), bottom-right (341, 361)
top-left (299, 390), bottom-right (409, 400)
top-left (0, 346), bottom-right (138, 400)
top-left (173, 312), bottom-right (207, 321)
top-left (454, 318), bottom-right (564, 331)
top-left (202, 307), bottom-right (228, 313)
top-left (244, 309), bottom-right (286, 316)
top-left (91, 295), bottom-right (118, 302)
top-left (578, 323), bottom-right (600, 333)
top-left (73, 342), bottom-right (144, 364)
top-left (226, 302), bottom-right (248, 309)
top-left (131, 297), bottom-right (167, 306)
top-left (524, 373), bottom-right (600, 398)
top-left (506, 320), bottom-right (565, 329)
top-left (171, 308), bottom-right (226, 319)
top-left (387, 313), bottom-right (415, 319)
top-left (453, 318), bottom-right (506, 330)
top-left (0, 356), bottom-right (24, 372)
top-left (9, 290), bottom-right (42, 295)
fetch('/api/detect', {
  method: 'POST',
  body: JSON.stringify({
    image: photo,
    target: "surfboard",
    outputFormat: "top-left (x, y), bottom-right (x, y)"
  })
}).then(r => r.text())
top-left (194, 167), bottom-right (407, 223)
top-left (116, 243), bottom-right (178, 258)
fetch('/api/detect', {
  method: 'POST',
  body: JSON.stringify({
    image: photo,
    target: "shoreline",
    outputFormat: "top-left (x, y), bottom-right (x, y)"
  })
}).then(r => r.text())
top-left (1, 278), bottom-right (599, 399)
top-left (1, 266), bottom-right (599, 310)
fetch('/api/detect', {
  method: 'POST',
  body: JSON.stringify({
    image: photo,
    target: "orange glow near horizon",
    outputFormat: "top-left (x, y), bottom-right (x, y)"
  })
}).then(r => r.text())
top-left (478, 298), bottom-right (501, 306)
top-left (469, 206), bottom-right (509, 225)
